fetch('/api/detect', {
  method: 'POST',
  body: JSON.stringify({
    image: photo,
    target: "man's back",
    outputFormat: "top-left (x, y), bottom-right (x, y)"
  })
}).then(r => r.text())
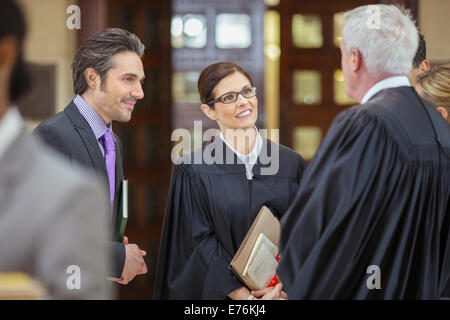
top-left (363, 86), bottom-right (450, 157)
top-left (278, 86), bottom-right (450, 299)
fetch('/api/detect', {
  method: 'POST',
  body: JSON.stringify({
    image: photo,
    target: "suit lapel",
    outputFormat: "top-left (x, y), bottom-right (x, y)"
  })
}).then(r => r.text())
top-left (64, 101), bottom-right (125, 222)
top-left (64, 102), bottom-right (107, 178)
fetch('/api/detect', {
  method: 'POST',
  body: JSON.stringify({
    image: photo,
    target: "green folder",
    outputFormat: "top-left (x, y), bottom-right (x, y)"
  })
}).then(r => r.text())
top-left (115, 179), bottom-right (128, 242)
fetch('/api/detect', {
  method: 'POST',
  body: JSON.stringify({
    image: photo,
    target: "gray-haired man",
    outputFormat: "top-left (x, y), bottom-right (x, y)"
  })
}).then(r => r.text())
top-left (278, 4), bottom-right (450, 299)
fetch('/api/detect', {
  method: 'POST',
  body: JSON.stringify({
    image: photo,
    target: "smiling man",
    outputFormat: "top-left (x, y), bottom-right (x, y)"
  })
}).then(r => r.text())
top-left (34, 28), bottom-right (148, 286)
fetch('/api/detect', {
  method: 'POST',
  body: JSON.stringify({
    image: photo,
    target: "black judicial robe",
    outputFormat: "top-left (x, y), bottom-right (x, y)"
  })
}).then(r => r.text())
top-left (154, 137), bottom-right (306, 299)
top-left (278, 87), bottom-right (450, 299)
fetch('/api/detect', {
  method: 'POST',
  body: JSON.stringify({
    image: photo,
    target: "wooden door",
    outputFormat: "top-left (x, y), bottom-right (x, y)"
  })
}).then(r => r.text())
top-left (107, 0), bottom-right (172, 299)
top-left (279, 0), bottom-right (379, 160)
top-left (278, 0), bottom-right (417, 161)
top-left (171, 0), bottom-right (266, 133)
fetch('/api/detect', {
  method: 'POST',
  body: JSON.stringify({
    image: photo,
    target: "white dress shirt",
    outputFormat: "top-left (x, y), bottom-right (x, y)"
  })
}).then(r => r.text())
top-left (220, 127), bottom-right (263, 180)
top-left (361, 76), bottom-right (411, 104)
top-left (73, 94), bottom-right (113, 157)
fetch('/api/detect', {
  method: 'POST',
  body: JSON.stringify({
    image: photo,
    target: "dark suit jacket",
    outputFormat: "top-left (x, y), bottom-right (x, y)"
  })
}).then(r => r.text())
top-left (33, 101), bottom-right (125, 278)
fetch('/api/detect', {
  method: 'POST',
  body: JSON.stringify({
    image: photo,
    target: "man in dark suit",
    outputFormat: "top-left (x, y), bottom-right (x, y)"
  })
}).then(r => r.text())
top-left (34, 28), bottom-right (147, 285)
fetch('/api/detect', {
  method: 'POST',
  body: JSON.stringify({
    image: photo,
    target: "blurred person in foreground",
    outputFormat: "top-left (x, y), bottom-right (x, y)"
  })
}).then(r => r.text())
top-left (278, 4), bottom-right (450, 299)
top-left (0, 0), bottom-right (111, 299)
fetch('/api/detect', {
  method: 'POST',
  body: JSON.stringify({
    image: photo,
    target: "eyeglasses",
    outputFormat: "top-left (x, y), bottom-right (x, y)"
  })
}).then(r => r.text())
top-left (207, 86), bottom-right (257, 106)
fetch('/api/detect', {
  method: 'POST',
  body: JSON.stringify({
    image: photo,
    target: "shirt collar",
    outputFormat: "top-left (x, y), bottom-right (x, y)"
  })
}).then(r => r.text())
top-left (219, 126), bottom-right (263, 165)
top-left (73, 95), bottom-right (112, 140)
top-left (0, 107), bottom-right (23, 161)
top-left (361, 76), bottom-right (411, 104)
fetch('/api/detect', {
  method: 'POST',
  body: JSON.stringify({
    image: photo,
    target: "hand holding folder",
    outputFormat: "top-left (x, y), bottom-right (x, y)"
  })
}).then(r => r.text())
top-left (244, 233), bottom-right (278, 289)
top-left (230, 206), bottom-right (281, 291)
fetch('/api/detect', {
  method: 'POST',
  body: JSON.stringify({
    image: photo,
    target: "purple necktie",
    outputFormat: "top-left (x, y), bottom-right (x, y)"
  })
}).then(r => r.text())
top-left (101, 130), bottom-right (116, 217)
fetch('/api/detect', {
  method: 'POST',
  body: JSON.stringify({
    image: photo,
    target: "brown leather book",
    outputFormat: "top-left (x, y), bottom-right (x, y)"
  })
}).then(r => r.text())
top-left (230, 206), bottom-right (280, 291)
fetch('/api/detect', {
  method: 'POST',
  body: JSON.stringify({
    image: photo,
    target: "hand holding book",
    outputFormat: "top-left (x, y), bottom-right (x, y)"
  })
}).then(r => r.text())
top-left (230, 206), bottom-right (285, 293)
top-left (243, 233), bottom-right (279, 289)
top-left (251, 282), bottom-right (288, 300)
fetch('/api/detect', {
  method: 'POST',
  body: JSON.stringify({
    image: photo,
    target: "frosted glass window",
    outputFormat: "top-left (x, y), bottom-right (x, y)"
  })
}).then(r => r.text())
top-left (171, 14), bottom-right (207, 48)
top-left (292, 14), bottom-right (323, 48)
top-left (264, 0), bottom-right (280, 5)
top-left (333, 69), bottom-right (357, 105)
top-left (216, 14), bottom-right (252, 49)
top-left (264, 10), bottom-right (281, 61)
top-left (172, 71), bottom-right (200, 103)
top-left (293, 126), bottom-right (322, 161)
top-left (293, 70), bottom-right (321, 105)
top-left (334, 12), bottom-right (344, 48)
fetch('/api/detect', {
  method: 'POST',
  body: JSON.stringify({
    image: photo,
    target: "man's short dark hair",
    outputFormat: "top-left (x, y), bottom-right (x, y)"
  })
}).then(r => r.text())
top-left (72, 28), bottom-right (145, 95)
top-left (413, 33), bottom-right (426, 68)
top-left (0, 0), bottom-right (30, 103)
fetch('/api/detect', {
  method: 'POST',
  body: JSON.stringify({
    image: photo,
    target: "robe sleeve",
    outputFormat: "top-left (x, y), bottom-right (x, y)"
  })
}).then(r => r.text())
top-left (154, 164), bottom-right (242, 299)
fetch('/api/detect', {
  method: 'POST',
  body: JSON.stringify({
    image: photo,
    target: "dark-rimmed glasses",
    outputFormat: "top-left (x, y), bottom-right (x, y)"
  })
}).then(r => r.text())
top-left (207, 86), bottom-right (257, 106)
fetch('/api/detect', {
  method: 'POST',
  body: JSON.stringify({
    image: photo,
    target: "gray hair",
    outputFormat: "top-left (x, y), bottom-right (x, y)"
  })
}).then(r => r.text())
top-left (342, 4), bottom-right (418, 77)
top-left (72, 28), bottom-right (145, 94)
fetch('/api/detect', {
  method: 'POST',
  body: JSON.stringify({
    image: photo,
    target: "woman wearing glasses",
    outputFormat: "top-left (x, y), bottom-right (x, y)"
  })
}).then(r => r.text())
top-left (154, 62), bottom-right (306, 300)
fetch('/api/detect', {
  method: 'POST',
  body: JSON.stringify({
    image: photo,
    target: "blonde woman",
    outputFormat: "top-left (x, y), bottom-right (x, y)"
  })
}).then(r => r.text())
top-left (416, 63), bottom-right (450, 123)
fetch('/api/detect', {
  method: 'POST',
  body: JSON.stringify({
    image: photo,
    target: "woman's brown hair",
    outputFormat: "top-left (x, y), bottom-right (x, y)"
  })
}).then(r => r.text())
top-left (197, 62), bottom-right (254, 107)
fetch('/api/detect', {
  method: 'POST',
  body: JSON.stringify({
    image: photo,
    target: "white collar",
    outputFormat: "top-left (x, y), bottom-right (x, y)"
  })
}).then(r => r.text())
top-left (361, 76), bottom-right (411, 104)
top-left (0, 107), bottom-right (23, 161)
top-left (219, 126), bottom-right (263, 165)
